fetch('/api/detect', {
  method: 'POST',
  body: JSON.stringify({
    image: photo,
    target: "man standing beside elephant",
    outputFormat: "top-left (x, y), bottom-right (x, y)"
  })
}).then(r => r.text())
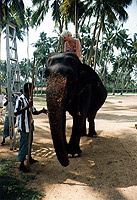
top-left (14, 82), bottom-right (47, 172)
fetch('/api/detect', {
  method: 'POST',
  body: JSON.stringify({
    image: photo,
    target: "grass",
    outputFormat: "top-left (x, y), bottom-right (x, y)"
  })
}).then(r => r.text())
top-left (107, 93), bottom-right (134, 99)
top-left (105, 101), bottom-right (114, 104)
top-left (0, 159), bottom-right (46, 200)
top-left (33, 97), bottom-right (47, 107)
top-left (104, 93), bottom-right (137, 104)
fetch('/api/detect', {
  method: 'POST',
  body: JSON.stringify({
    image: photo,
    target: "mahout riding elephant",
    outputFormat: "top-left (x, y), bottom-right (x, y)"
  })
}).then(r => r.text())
top-left (45, 52), bottom-right (107, 167)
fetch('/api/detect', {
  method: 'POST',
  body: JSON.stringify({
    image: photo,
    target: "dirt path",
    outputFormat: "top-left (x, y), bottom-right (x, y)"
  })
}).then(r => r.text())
top-left (0, 95), bottom-right (137, 200)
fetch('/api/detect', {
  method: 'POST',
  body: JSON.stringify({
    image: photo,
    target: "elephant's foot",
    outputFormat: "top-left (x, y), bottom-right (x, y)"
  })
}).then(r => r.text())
top-left (68, 153), bottom-right (81, 158)
top-left (81, 132), bottom-right (87, 137)
top-left (87, 130), bottom-right (97, 138)
top-left (67, 146), bottom-right (82, 158)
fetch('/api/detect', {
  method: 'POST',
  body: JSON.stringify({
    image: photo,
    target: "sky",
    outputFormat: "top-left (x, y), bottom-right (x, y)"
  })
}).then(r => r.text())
top-left (1, 0), bottom-right (137, 62)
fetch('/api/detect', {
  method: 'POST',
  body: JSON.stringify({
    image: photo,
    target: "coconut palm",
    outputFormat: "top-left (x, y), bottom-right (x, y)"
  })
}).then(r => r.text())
top-left (31, 0), bottom-right (66, 51)
top-left (0, 0), bottom-right (25, 60)
top-left (0, 0), bottom-right (25, 93)
top-left (87, 0), bottom-right (132, 66)
top-left (61, 0), bottom-right (132, 65)
top-left (61, 0), bottom-right (86, 37)
top-left (108, 26), bottom-right (136, 94)
top-left (33, 32), bottom-right (58, 92)
top-left (31, 0), bottom-right (50, 27)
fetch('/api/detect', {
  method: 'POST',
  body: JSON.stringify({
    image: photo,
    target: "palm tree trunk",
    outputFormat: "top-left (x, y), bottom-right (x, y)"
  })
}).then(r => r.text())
top-left (120, 74), bottom-right (124, 95)
top-left (41, 64), bottom-right (44, 96)
top-left (0, 0), bottom-right (2, 60)
top-left (58, 17), bottom-right (64, 52)
top-left (113, 58), bottom-right (121, 94)
top-left (56, 36), bottom-right (61, 52)
top-left (0, 0), bottom-right (2, 94)
top-left (75, 0), bottom-right (78, 38)
top-left (0, 26), bottom-right (1, 94)
top-left (94, 20), bottom-right (102, 70)
top-left (0, 24), bottom-right (1, 61)
top-left (87, 12), bottom-right (99, 66)
top-left (99, 33), bottom-right (103, 66)
top-left (27, 29), bottom-right (29, 81)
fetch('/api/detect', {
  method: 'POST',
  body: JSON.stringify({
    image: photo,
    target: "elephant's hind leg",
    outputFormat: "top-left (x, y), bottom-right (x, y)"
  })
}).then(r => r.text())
top-left (88, 116), bottom-right (97, 137)
top-left (81, 118), bottom-right (87, 136)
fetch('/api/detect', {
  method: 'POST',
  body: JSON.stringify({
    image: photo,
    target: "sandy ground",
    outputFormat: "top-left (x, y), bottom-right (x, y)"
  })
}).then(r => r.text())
top-left (0, 95), bottom-right (137, 200)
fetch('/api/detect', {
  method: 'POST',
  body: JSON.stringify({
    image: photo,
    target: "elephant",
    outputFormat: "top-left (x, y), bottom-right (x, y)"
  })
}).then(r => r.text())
top-left (45, 52), bottom-right (107, 167)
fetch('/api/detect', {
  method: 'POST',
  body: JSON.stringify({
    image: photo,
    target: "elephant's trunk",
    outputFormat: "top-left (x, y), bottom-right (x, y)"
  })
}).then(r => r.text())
top-left (46, 73), bottom-right (69, 167)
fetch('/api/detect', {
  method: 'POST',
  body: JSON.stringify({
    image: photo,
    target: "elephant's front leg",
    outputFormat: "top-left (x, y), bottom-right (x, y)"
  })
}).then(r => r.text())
top-left (62, 113), bottom-right (69, 151)
top-left (68, 115), bottom-right (84, 157)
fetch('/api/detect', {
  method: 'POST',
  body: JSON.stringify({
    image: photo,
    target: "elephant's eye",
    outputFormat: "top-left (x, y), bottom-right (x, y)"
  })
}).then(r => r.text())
top-left (57, 98), bottom-right (62, 102)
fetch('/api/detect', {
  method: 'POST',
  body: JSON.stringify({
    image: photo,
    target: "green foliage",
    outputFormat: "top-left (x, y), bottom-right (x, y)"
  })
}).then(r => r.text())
top-left (0, 60), bottom-right (7, 87)
top-left (80, 24), bottom-right (94, 64)
top-left (33, 32), bottom-right (58, 63)
top-left (0, 159), bottom-right (46, 200)
top-left (31, 0), bottom-right (49, 27)
top-left (1, 0), bottom-right (25, 40)
top-left (32, 32), bottom-right (58, 91)
top-left (1, 0), bottom-right (136, 94)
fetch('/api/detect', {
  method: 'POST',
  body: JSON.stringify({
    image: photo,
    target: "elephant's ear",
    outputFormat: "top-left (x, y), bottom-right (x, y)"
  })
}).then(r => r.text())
top-left (79, 64), bottom-right (98, 85)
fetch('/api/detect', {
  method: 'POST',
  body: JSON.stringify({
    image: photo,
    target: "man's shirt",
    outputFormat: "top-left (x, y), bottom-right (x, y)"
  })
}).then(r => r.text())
top-left (14, 94), bottom-right (36, 133)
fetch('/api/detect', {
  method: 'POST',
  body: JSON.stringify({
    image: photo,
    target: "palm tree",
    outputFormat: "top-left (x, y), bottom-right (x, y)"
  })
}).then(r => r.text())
top-left (108, 25), bottom-right (135, 94)
top-left (33, 32), bottom-right (58, 92)
top-left (0, 0), bottom-right (25, 93)
top-left (0, 0), bottom-right (25, 35)
top-left (0, 0), bottom-right (25, 60)
top-left (31, 0), bottom-right (50, 26)
top-left (62, 0), bottom-right (86, 37)
top-left (31, 0), bottom-right (65, 51)
top-left (51, 0), bottom-right (64, 51)
top-left (87, 0), bottom-right (132, 66)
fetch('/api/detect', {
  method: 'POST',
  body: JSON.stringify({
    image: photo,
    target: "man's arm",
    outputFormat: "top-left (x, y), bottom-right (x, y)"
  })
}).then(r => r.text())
top-left (14, 100), bottom-right (33, 116)
top-left (76, 39), bottom-right (83, 63)
top-left (76, 39), bottom-right (81, 54)
top-left (33, 108), bottom-right (47, 115)
top-left (64, 41), bottom-right (67, 52)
